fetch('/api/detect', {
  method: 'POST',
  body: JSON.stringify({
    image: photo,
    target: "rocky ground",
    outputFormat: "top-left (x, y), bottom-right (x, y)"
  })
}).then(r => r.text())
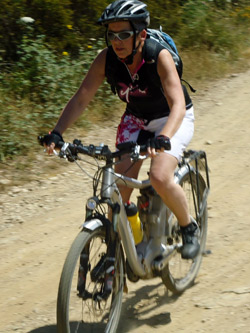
top-left (0, 69), bottom-right (250, 333)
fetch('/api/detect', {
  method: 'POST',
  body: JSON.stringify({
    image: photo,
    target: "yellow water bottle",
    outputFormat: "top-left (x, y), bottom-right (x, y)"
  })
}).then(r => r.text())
top-left (125, 202), bottom-right (143, 245)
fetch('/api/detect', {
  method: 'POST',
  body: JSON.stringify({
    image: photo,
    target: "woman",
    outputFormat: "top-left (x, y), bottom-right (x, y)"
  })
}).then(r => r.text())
top-left (43, 0), bottom-right (199, 260)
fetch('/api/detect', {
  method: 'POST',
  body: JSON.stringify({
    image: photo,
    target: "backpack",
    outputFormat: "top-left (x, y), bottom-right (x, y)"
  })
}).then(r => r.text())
top-left (145, 27), bottom-right (183, 79)
top-left (144, 27), bottom-right (195, 92)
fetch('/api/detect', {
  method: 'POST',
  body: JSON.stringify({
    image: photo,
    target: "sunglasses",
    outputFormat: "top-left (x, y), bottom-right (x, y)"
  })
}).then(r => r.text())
top-left (107, 30), bottom-right (137, 41)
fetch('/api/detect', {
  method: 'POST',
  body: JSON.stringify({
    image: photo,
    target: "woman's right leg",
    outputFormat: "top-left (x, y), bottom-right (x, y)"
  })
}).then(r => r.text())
top-left (115, 156), bottom-right (143, 203)
top-left (115, 112), bottom-right (146, 203)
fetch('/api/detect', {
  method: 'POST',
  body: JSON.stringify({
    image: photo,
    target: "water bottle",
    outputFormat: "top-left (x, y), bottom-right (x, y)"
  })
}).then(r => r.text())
top-left (125, 202), bottom-right (143, 245)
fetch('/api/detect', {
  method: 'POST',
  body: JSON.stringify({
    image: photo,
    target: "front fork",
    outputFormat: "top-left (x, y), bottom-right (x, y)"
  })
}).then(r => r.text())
top-left (83, 192), bottom-right (150, 279)
top-left (77, 201), bottom-right (120, 299)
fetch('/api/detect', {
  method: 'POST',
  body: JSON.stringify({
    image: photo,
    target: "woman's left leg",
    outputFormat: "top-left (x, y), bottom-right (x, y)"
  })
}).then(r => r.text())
top-left (149, 152), bottom-right (190, 227)
top-left (150, 152), bottom-right (200, 259)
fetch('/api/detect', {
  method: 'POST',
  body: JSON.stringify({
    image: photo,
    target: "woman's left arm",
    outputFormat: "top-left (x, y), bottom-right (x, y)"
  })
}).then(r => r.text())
top-left (157, 49), bottom-right (186, 138)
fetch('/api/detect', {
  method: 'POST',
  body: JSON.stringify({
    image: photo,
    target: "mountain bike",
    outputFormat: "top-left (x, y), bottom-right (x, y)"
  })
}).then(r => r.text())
top-left (38, 137), bottom-right (210, 333)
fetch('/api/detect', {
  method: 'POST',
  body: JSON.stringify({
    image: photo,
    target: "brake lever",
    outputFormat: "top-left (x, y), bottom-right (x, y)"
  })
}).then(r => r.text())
top-left (130, 144), bottom-right (140, 161)
top-left (58, 143), bottom-right (70, 159)
top-left (130, 144), bottom-right (150, 162)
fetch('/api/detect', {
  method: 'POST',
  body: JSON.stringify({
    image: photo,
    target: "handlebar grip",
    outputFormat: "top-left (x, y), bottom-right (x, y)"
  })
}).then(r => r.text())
top-left (116, 141), bottom-right (147, 153)
top-left (57, 141), bottom-right (66, 149)
top-left (116, 141), bottom-right (136, 151)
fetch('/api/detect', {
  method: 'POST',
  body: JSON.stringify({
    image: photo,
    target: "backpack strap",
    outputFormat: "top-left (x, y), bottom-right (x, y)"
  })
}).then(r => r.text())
top-left (143, 38), bottom-right (195, 93)
top-left (181, 79), bottom-right (196, 93)
top-left (143, 37), bottom-right (163, 63)
top-left (142, 38), bottom-right (163, 89)
top-left (144, 33), bottom-right (183, 77)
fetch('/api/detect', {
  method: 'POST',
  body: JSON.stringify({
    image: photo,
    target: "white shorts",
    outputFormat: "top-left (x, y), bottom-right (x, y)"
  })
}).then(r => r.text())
top-left (116, 107), bottom-right (195, 160)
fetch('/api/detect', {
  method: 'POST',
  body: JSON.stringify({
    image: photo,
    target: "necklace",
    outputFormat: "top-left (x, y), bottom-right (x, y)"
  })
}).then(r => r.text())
top-left (125, 59), bottom-right (145, 82)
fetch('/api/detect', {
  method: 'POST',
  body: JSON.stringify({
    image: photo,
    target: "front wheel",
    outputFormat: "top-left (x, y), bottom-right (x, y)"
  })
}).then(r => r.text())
top-left (161, 168), bottom-right (208, 294)
top-left (57, 224), bottom-right (124, 333)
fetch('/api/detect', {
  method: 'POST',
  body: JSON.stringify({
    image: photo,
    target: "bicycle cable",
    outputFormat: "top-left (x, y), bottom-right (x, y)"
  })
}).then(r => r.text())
top-left (66, 145), bottom-right (147, 201)
top-left (66, 149), bottom-right (101, 180)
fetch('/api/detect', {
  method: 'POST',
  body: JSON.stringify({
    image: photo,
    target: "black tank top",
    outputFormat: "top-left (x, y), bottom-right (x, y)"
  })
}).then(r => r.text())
top-left (105, 40), bottom-right (192, 121)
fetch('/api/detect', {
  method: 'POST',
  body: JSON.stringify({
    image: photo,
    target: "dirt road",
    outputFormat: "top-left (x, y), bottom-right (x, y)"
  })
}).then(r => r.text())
top-left (1, 70), bottom-right (250, 333)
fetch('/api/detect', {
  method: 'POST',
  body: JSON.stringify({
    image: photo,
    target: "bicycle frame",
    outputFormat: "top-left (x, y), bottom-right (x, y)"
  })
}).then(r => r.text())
top-left (84, 163), bottom-right (184, 279)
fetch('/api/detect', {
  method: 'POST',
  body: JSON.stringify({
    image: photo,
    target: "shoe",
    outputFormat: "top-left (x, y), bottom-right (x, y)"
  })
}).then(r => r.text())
top-left (180, 221), bottom-right (200, 259)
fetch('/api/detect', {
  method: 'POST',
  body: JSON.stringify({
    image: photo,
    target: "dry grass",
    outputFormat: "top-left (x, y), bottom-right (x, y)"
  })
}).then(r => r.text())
top-left (181, 48), bottom-right (250, 89)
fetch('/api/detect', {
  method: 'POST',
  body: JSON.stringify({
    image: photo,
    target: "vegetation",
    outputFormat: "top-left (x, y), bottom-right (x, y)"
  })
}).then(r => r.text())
top-left (0, 0), bottom-right (250, 163)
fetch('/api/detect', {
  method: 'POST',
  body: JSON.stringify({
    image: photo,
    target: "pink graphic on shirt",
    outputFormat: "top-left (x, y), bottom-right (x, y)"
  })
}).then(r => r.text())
top-left (118, 82), bottom-right (148, 103)
top-left (116, 113), bottom-right (146, 146)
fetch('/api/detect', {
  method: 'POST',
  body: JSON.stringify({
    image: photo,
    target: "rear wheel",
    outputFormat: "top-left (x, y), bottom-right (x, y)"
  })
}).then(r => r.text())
top-left (57, 225), bottom-right (124, 333)
top-left (161, 168), bottom-right (208, 294)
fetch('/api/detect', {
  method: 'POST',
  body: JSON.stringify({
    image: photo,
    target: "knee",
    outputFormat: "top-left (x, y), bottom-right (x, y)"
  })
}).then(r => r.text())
top-left (150, 169), bottom-right (172, 192)
top-left (150, 154), bottom-right (177, 195)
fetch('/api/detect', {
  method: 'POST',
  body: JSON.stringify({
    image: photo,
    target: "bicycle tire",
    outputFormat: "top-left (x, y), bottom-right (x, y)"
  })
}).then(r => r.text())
top-left (161, 168), bottom-right (208, 294)
top-left (57, 224), bottom-right (124, 333)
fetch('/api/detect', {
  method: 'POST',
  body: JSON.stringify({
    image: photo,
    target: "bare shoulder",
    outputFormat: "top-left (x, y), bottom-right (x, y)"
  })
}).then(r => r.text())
top-left (157, 49), bottom-right (177, 77)
top-left (91, 48), bottom-right (108, 75)
top-left (94, 48), bottom-right (108, 64)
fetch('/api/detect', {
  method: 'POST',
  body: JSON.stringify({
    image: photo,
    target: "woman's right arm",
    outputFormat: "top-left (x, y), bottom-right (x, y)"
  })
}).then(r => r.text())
top-left (53, 48), bottom-right (108, 135)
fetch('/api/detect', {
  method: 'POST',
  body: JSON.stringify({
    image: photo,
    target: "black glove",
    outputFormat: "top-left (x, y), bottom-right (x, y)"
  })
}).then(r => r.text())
top-left (147, 135), bottom-right (171, 151)
top-left (42, 130), bottom-right (64, 147)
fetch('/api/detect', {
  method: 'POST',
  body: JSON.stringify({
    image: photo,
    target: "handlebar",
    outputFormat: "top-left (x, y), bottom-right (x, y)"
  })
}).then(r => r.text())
top-left (38, 136), bottom-right (148, 162)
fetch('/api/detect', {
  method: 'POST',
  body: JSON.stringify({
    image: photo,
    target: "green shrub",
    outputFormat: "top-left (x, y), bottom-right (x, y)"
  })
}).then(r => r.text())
top-left (177, 0), bottom-right (241, 59)
top-left (0, 27), bottom-right (117, 160)
top-left (0, 0), bottom-right (27, 61)
top-left (145, 0), bottom-right (184, 34)
top-left (0, 0), bottom-right (110, 62)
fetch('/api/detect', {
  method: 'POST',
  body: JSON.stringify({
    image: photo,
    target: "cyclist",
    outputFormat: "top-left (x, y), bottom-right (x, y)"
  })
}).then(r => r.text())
top-left (43, 0), bottom-right (200, 260)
